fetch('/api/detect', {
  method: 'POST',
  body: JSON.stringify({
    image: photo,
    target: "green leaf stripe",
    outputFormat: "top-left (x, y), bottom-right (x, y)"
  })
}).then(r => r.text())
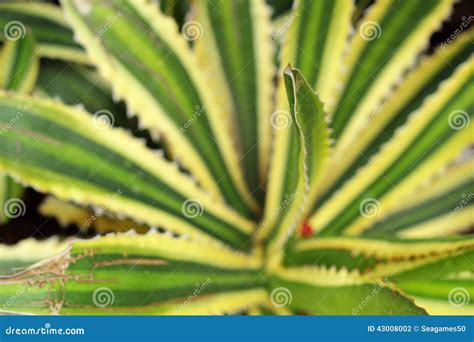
top-left (314, 30), bottom-right (473, 209)
top-left (0, 30), bottom-right (39, 224)
top-left (0, 93), bottom-right (256, 249)
top-left (312, 61), bottom-right (473, 236)
top-left (62, 0), bottom-right (258, 217)
top-left (0, 3), bottom-right (86, 63)
top-left (0, 31), bottom-right (39, 92)
top-left (270, 273), bottom-right (426, 315)
top-left (364, 179), bottom-right (473, 237)
top-left (330, 0), bottom-right (453, 139)
top-left (194, 0), bottom-right (274, 198)
top-left (0, 232), bottom-right (266, 314)
top-left (258, 67), bottom-right (329, 270)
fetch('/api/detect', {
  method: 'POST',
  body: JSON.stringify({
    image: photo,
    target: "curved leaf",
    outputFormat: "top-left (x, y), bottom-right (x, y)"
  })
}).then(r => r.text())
top-left (382, 250), bottom-right (474, 315)
top-left (285, 0), bottom-right (353, 107)
top-left (259, 67), bottom-right (330, 270)
top-left (36, 60), bottom-right (126, 122)
top-left (330, 0), bottom-right (454, 138)
top-left (35, 59), bottom-right (159, 143)
top-left (285, 236), bottom-right (474, 273)
top-left (193, 0), bottom-right (275, 192)
top-left (309, 59), bottom-right (473, 236)
top-left (0, 232), bottom-right (266, 314)
top-left (316, 30), bottom-right (474, 206)
top-left (271, 267), bottom-right (426, 315)
top-left (0, 31), bottom-right (39, 93)
top-left (0, 174), bottom-right (24, 225)
top-left (0, 237), bottom-right (70, 276)
top-left (61, 0), bottom-right (258, 217)
top-left (263, 0), bottom-right (348, 244)
top-left (0, 3), bottom-right (87, 63)
top-left (0, 93), bottom-right (255, 249)
top-left (38, 196), bottom-right (150, 234)
top-left (363, 159), bottom-right (474, 238)
top-left (0, 31), bottom-right (39, 224)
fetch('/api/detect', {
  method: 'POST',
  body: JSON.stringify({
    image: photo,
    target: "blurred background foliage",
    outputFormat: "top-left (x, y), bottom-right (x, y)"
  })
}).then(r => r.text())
top-left (0, 0), bottom-right (472, 245)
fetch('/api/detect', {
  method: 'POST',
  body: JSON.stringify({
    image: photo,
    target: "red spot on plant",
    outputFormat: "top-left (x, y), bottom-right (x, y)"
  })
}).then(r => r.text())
top-left (300, 221), bottom-right (313, 238)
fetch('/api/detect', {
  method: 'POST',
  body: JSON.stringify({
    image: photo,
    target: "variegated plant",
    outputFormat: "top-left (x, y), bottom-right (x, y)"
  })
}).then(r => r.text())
top-left (0, 0), bottom-right (472, 315)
